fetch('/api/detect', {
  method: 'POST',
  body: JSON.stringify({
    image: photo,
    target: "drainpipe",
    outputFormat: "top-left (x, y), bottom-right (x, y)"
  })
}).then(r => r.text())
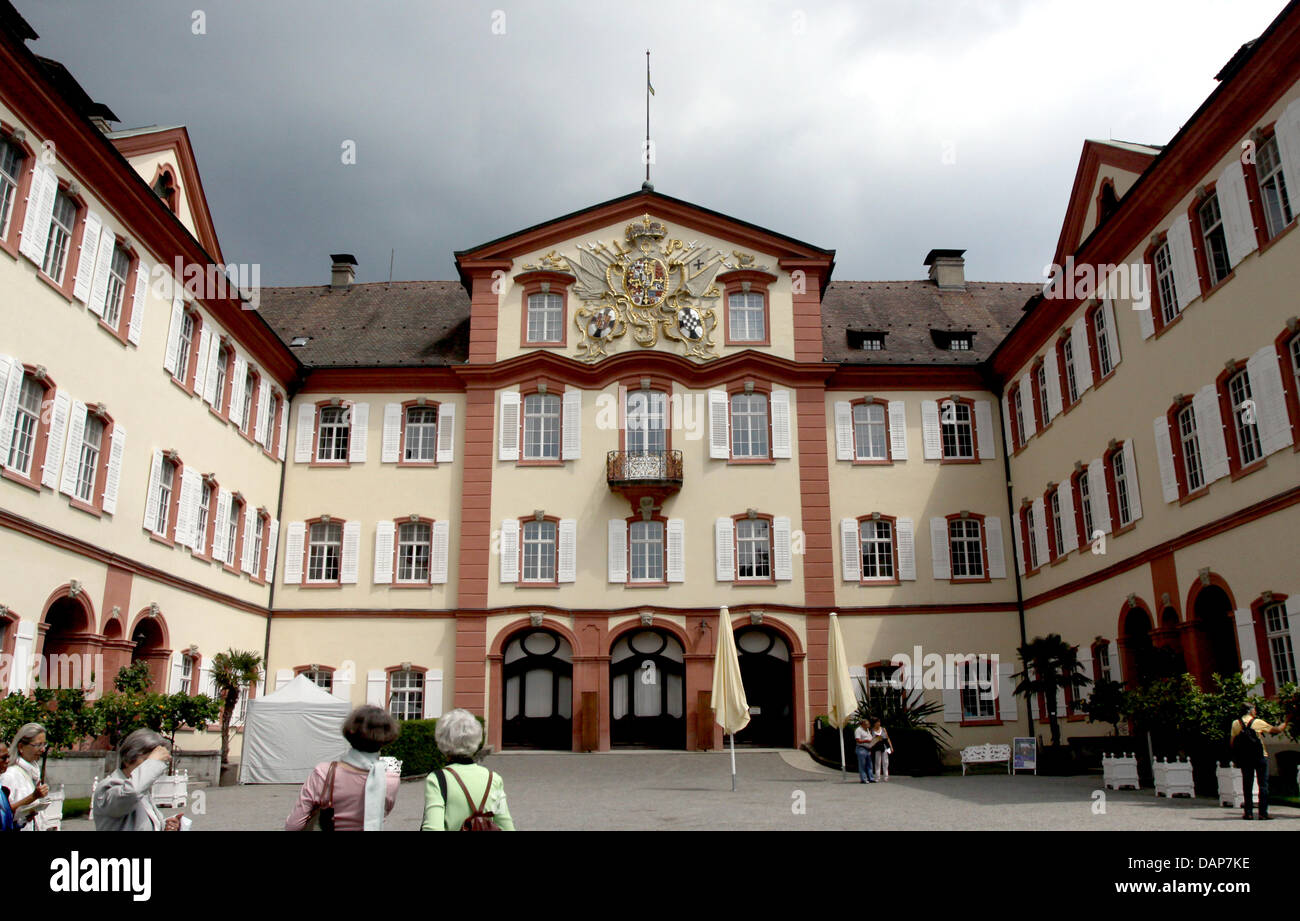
top-left (994, 391), bottom-right (1031, 738)
top-left (263, 383), bottom-right (298, 685)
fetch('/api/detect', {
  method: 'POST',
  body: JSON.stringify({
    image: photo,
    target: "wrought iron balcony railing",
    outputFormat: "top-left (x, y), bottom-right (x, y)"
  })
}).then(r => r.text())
top-left (606, 450), bottom-right (684, 488)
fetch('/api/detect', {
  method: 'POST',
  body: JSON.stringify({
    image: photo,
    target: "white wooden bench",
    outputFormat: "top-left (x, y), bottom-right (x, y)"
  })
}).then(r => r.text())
top-left (960, 743), bottom-right (1011, 775)
top-left (1216, 763), bottom-right (1261, 808)
top-left (1102, 753), bottom-right (1140, 790)
top-left (1152, 757), bottom-right (1194, 798)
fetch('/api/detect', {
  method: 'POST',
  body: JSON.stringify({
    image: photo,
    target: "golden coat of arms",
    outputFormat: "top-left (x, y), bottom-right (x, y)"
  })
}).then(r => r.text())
top-left (523, 215), bottom-right (766, 362)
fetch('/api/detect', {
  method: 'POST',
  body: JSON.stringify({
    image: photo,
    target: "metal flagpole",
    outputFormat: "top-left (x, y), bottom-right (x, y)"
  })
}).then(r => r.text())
top-left (645, 49), bottom-right (651, 184)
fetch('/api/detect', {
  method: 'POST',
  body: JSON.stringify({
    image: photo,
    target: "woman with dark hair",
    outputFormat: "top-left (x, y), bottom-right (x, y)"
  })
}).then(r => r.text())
top-left (285, 706), bottom-right (402, 831)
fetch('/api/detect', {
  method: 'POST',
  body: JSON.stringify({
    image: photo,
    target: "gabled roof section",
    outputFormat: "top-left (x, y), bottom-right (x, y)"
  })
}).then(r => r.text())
top-left (455, 188), bottom-right (835, 293)
top-left (106, 125), bottom-right (223, 261)
top-left (1050, 139), bottom-right (1160, 270)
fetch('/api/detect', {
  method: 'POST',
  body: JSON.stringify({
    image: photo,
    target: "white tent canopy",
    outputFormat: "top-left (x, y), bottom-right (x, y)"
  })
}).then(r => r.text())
top-left (239, 674), bottom-right (353, 784)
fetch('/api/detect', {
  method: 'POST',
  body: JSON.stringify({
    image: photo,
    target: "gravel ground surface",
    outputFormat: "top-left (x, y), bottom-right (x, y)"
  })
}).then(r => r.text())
top-left (60, 751), bottom-right (1299, 831)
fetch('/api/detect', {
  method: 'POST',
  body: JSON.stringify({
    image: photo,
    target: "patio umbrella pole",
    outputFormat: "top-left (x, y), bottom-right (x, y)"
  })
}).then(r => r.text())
top-left (839, 729), bottom-right (846, 782)
top-left (730, 732), bottom-right (736, 792)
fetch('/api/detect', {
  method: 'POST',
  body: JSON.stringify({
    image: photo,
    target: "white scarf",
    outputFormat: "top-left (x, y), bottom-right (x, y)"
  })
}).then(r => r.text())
top-left (339, 748), bottom-right (385, 831)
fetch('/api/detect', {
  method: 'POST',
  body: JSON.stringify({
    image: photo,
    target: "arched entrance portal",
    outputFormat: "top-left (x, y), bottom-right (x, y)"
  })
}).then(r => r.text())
top-left (130, 617), bottom-right (168, 691)
top-left (42, 597), bottom-right (93, 660)
top-left (502, 629), bottom-right (573, 750)
top-left (1122, 607), bottom-right (1155, 686)
top-left (610, 629), bottom-right (685, 749)
top-left (734, 626), bottom-right (793, 748)
top-left (1191, 586), bottom-right (1240, 684)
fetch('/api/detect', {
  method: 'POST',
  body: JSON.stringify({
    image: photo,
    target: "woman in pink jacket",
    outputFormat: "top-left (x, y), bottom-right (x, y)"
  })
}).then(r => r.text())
top-left (285, 706), bottom-right (401, 831)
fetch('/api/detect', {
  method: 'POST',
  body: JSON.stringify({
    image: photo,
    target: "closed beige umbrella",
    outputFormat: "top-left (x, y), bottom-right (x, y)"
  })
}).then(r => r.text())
top-left (826, 612), bottom-right (859, 781)
top-left (710, 606), bottom-right (750, 791)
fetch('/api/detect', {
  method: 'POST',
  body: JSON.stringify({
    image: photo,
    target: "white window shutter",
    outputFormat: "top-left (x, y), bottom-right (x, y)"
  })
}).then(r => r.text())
top-left (211, 488), bottom-right (231, 560)
top-left (1101, 297), bottom-right (1122, 365)
top-left (42, 391), bottom-right (70, 490)
top-left (499, 519), bottom-right (519, 583)
top-left (1153, 415), bottom-right (1180, 503)
top-left (101, 425), bottom-right (126, 515)
top-left (1087, 458), bottom-right (1111, 535)
top-left (558, 518), bottom-right (577, 583)
top-left (163, 297), bottom-right (184, 375)
top-left (18, 162), bottom-right (56, 264)
top-left (1031, 497), bottom-right (1050, 565)
top-left (834, 401), bottom-right (853, 460)
top-left (175, 468), bottom-right (199, 550)
top-left (1234, 609), bottom-right (1262, 697)
top-left (283, 521), bottom-right (305, 584)
top-left (229, 355), bottom-right (247, 422)
top-left (202, 332), bottom-right (221, 406)
top-left (1019, 374), bottom-right (1037, 437)
top-left (941, 684), bottom-right (961, 723)
top-left (498, 391), bottom-right (520, 461)
top-left (708, 390), bottom-right (730, 459)
top-left (294, 402), bottom-right (315, 463)
top-left (332, 667), bottom-right (353, 702)
top-left (264, 519), bottom-right (279, 583)
top-left (888, 401), bottom-right (908, 460)
top-left (128, 263), bottom-right (147, 345)
top-left (896, 517), bottom-right (916, 581)
top-left (1167, 215), bottom-right (1200, 312)
top-left (1121, 440), bottom-right (1142, 521)
top-left (1247, 346), bottom-right (1292, 456)
top-left (57, 399), bottom-right (85, 495)
top-left (770, 389), bottom-right (792, 459)
top-left (373, 520), bottom-right (395, 584)
top-left (1217, 160), bottom-right (1256, 269)
top-left (561, 389), bottom-right (582, 460)
top-left (168, 652), bottom-right (187, 694)
top-left (996, 663), bottom-right (1018, 721)
top-left (1276, 98), bottom-right (1300, 211)
top-left (1057, 482), bottom-right (1078, 554)
top-left (1043, 350), bottom-right (1063, 418)
top-left (90, 225), bottom-right (117, 316)
top-left (1071, 318), bottom-right (1093, 389)
top-left (1193, 384), bottom-right (1230, 483)
top-left (974, 400), bottom-right (996, 459)
top-left (714, 517), bottom-right (734, 581)
top-left (773, 516), bottom-right (793, 581)
top-left (366, 670), bottom-right (387, 707)
top-left (430, 520), bottom-right (450, 584)
top-left (1077, 659), bottom-right (1094, 705)
top-left (381, 403), bottom-right (401, 463)
top-left (1136, 292), bottom-right (1156, 339)
top-left (240, 512), bottom-right (257, 574)
top-left (191, 326), bottom-right (211, 401)
top-left (73, 211), bottom-right (102, 304)
top-left (436, 402), bottom-right (456, 463)
top-left (142, 449), bottom-right (164, 533)
top-left (1287, 599), bottom-right (1300, 683)
top-left (273, 669), bottom-right (293, 692)
top-left (929, 517), bottom-right (950, 580)
top-left (276, 398), bottom-right (288, 461)
top-left (985, 516), bottom-right (1006, 579)
top-left (607, 519), bottom-right (628, 583)
top-left (920, 400), bottom-right (941, 459)
top-left (348, 402), bottom-right (369, 463)
top-left (666, 519), bottom-right (685, 583)
top-left (1002, 393), bottom-right (1015, 452)
top-left (1012, 513), bottom-right (1025, 576)
top-left (841, 518), bottom-right (861, 581)
top-left (340, 520), bottom-right (361, 583)
top-left (424, 670), bottom-right (444, 719)
top-left (254, 379), bottom-right (271, 445)
top-left (0, 357), bottom-right (20, 466)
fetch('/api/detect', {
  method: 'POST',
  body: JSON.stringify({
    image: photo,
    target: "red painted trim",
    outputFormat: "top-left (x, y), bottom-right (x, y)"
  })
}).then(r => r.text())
top-left (397, 399), bottom-right (442, 467)
top-left (719, 269), bottom-right (775, 347)
top-left (938, 395), bottom-right (980, 463)
top-left (517, 271), bottom-right (571, 348)
top-left (389, 515), bottom-right (438, 585)
top-left (727, 512), bottom-right (777, 585)
top-left (308, 398), bottom-right (351, 467)
top-left (513, 514), bottom-right (561, 587)
top-left (853, 513), bottom-right (901, 585)
top-left (848, 397), bottom-right (892, 465)
top-left (795, 388), bottom-right (835, 609)
top-left (944, 512), bottom-right (991, 583)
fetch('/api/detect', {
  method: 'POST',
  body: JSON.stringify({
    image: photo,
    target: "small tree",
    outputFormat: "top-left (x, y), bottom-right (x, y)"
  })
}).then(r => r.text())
top-left (158, 693), bottom-right (221, 771)
top-left (1013, 634), bottom-right (1092, 747)
top-left (210, 649), bottom-right (263, 765)
top-left (1080, 678), bottom-right (1126, 736)
top-left (113, 660), bottom-right (154, 694)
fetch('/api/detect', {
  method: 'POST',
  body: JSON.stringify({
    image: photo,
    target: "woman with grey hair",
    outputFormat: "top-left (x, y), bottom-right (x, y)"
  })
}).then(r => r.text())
top-left (0, 723), bottom-right (50, 831)
top-left (93, 729), bottom-right (181, 831)
top-left (421, 708), bottom-right (514, 830)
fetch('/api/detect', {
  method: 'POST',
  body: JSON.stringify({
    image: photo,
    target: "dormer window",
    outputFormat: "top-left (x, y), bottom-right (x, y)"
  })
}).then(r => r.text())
top-left (931, 330), bottom-right (974, 352)
top-left (848, 331), bottom-right (886, 351)
top-left (948, 335), bottom-right (972, 351)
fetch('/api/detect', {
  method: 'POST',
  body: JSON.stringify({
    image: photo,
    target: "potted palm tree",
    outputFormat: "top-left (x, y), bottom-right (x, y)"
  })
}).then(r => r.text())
top-left (210, 649), bottom-right (263, 783)
top-left (1013, 634), bottom-right (1091, 774)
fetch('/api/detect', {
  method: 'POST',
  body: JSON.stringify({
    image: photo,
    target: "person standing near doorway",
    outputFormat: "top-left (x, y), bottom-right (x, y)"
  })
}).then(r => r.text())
top-left (1230, 702), bottom-right (1289, 820)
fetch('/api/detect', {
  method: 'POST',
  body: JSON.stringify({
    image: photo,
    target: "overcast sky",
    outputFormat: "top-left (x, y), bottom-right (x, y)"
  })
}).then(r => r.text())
top-left (17, 0), bottom-right (1288, 286)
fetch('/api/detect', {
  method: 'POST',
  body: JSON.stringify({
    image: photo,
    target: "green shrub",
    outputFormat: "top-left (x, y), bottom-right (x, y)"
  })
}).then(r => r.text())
top-left (380, 716), bottom-right (486, 777)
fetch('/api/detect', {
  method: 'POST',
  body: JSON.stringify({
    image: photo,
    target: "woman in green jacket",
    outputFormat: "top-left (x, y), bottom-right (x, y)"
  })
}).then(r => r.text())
top-left (422, 708), bottom-right (515, 831)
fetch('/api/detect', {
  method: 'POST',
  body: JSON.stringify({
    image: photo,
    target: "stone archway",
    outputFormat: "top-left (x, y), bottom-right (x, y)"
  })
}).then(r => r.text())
top-left (128, 609), bottom-right (172, 693)
top-left (39, 589), bottom-right (101, 691)
top-left (1189, 585), bottom-right (1240, 687)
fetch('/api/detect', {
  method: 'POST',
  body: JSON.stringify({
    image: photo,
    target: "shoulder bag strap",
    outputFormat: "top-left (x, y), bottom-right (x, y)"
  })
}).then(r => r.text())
top-left (323, 762), bottom-right (338, 809)
top-left (445, 766), bottom-right (476, 810)
top-left (476, 769), bottom-right (494, 814)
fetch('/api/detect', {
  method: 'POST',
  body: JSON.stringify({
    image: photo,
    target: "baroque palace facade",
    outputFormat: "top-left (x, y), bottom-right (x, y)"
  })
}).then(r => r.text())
top-left (1, 1), bottom-right (1298, 761)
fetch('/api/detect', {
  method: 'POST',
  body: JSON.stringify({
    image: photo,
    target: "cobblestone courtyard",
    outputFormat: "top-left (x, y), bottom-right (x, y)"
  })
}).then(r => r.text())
top-left (61, 750), bottom-right (1300, 832)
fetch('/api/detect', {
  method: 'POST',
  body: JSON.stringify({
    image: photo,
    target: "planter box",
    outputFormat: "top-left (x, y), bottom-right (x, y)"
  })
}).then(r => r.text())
top-left (1102, 753), bottom-right (1140, 790)
top-left (1215, 764), bottom-right (1262, 808)
top-left (1152, 757), bottom-right (1195, 798)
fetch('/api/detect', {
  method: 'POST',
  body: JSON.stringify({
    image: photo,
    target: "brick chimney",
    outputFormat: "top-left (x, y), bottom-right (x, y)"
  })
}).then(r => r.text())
top-left (330, 253), bottom-right (357, 288)
top-left (924, 249), bottom-right (966, 291)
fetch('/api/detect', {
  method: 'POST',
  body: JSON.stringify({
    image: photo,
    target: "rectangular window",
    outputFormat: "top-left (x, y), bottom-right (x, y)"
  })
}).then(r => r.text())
top-left (389, 670), bottom-right (424, 721)
top-left (261, 393), bottom-right (278, 449)
top-left (175, 313), bottom-right (195, 384)
top-left (940, 401), bottom-right (974, 459)
top-left (102, 245), bottom-right (130, 329)
top-left (859, 519), bottom-right (894, 580)
top-left (521, 519), bottom-right (557, 582)
top-left (526, 292), bottom-right (563, 342)
top-left (74, 413), bottom-right (104, 504)
top-left (1264, 603), bottom-right (1296, 687)
top-left (397, 521), bottom-right (432, 582)
top-left (1078, 471), bottom-right (1094, 540)
top-left (224, 499), bottom-right (240, 566)
top-left (302, 668), bottom-right (333, 692)
top-left (0, 139), bottom-right (23, 239)
top-left (1035, 364), bottom-right (1052, 425)
top-left (41, 189), bottom-right (76, 283)
top-left (1178, 405), bottom-right (1204, 493)
top-left (1257, 136), bottom-right (1293, 240)
top-left (1228, 369), bottom-right (1262, 467)
top-left (156, 460), bottom-right (175, 536)
top-left (251, 518), bottom-right (264, 576)
top-left (626, 391), bottom-right (666, 455)
top-left (948, 336), bottom-right (971, 351)
top-left (730, 393), bottom-right (769, 459)
top-left (1111, 450), bottom-right (1133, 527)
top-left (949, 519), bottom-right (984, 578)
top-left (860, 335), bottom-right (884, 351)
top-left (1154, 242), bottom-right (1179, 325)
top-left (6, 374), bottom-right (41, 476)
top-left (404, 406), bottom-right (438, 462)
top-left (1093, 306), bottom-right (1115, 377)
top-left (1096, 644), bottom-right (1112, 683)
top-left (196, 483), bottom-right (212, 549)
top-left (960, 659), bottom-right (996, 720)
top-left (1013, 388), bottom-right (1025, 445)
top-left (1024, 507), bottom-right (1039, 570)
top-left (728, 292), bottom-right (765, 342)
top-left (307, 521), bottom-right (343, 582)
top-left (1062, 338), bottom-right (1079, 404)
top-left (522, 393), bottom-right (561, 461)
top-left (736, 518), bottom-right (772, 580)
top-left (317, 406), bottom-right (351, 461)
top-left (1050, 491), bottom-right (1064, 558)
top-left (240, 371), bottom-right (255, 433)
top-left (1199, 194), bottom-right (1231, 286)
top-left (181, 655), bottom-right (193, 689)
top-left (853, 402), bottom-right (888, 460)
top-left (629, 520), bottom-right (665, 583)
top-left (212, 346), bottom-right (228, 412)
